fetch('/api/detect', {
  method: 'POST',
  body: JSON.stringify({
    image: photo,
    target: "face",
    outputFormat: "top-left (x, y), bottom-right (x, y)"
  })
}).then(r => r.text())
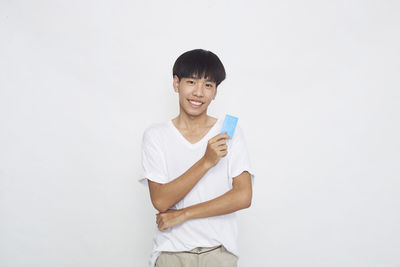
top-left (173, 74), bottom-right (217, 117)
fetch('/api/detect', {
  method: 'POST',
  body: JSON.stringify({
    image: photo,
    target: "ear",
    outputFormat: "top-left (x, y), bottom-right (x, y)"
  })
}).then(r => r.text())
top-left (173, 75), bottom-right (180, 93)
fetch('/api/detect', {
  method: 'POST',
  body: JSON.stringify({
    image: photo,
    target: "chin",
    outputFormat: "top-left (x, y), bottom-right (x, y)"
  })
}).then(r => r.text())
top-left (184, 108), bottom-right (206, 116)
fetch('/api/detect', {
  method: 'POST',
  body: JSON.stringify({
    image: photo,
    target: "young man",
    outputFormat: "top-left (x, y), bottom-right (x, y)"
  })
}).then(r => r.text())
top-left (139, 49), bottom-right (255, 267)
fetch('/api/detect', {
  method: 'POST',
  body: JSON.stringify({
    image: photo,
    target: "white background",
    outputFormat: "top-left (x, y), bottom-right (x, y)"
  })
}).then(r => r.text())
top-left (1, 0), bottom-right (399, 266)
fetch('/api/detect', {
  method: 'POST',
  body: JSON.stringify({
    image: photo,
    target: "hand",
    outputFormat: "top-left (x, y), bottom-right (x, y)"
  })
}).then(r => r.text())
top-left (203, 133), bottom-right (230, 168)
top-left (156, 209), bottom-right (187, 231)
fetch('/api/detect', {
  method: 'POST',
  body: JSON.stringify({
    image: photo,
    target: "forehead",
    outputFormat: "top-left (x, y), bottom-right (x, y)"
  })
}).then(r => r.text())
top-left (186, 74), bottom-right (216, 83)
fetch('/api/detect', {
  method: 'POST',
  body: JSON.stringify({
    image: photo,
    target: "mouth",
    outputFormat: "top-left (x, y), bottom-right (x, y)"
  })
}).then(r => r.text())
top-left (187, 99), bottom-right (203, 108)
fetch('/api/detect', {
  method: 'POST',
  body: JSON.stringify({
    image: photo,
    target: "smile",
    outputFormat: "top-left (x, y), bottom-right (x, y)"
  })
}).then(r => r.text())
top-left (188, 99), bottom-right (203, 108)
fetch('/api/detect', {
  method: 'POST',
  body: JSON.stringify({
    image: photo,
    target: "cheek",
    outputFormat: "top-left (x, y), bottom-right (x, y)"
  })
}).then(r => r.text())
top-left (179, 88), bottom-right (192, 97)
top-left (206, 93), bottom-right (215, 101)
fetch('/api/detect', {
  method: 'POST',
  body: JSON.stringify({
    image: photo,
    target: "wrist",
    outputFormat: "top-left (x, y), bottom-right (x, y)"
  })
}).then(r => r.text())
top-left (181, 207), bottom-right (191, 221)
top-left (200, 156), bottom-right (212, 170)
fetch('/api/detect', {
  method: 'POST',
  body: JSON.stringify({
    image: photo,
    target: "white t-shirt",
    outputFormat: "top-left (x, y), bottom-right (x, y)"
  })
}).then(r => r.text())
top-left (139, 117), bottom-right (255, 267)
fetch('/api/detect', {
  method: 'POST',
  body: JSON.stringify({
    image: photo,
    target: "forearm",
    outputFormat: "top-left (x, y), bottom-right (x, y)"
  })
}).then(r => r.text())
top-left (151, 156), bottom-right (212, 212)
top-left (156, 171), bottom-right (252, 231)
top-left (182, 187), bottom-right (251, 220)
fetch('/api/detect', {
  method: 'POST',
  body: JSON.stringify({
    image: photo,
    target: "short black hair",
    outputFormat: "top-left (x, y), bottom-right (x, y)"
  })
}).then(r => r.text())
top-left (172, 49), bottom-right (226, 87)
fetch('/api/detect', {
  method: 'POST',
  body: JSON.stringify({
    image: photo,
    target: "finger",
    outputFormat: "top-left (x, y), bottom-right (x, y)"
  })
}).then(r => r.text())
top-left (216, 141), bottom-right (228, 147)
top-left (214, 139), bottom-right (228, 147)
top-left (221, 132), bottom-right (230, 140)
top-left (159, 223), bottom-right (167, 232)
top-left (209, 133), bottom-right (230, 143)
top-left (217, 133), bottom-right (230, 141)
top-left (219, 145), bottom-right (228, 151)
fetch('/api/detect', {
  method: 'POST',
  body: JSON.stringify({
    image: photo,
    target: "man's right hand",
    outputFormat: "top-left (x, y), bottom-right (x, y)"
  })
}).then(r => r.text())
top-left (203, 133), bottom-right (230, 169)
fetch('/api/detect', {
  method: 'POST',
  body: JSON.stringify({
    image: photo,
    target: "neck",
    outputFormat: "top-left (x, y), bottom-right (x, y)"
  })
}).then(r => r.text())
top-left (173, 113), bottom-right (211, 130)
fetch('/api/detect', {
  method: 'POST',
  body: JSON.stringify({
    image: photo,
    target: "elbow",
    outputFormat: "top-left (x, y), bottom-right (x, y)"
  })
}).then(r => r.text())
top-left (233, 187), bottom-right (252, 210)
top-left (241, 190), bottom-right (252, 209)
top-left (149, 182), bottom-right (171, 213)
top-left (236, 192), bottom-right (252, 209)
top-left (243, 197), bottom-right (252, 209)
top-left (247, 199), bottom-right (252, 208)
top-left (152, 198), bottom-right (170, 213)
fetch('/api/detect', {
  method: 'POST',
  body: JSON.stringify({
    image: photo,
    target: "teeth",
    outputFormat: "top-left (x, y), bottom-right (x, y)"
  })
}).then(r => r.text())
top-left (189, 100), bottom-right (202, 106)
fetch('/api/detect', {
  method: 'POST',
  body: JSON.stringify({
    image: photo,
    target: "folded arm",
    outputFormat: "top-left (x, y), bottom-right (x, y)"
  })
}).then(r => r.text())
top-left (148, 156), bottom-right (212, 213)
top-left (156, 171), bottom-right (252, 231)
top-left (148, 133), bottom-right (230, 213)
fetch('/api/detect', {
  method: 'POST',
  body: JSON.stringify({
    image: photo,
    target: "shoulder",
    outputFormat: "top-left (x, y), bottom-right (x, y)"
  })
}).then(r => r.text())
top-left (228, 121), bottom-right (249, 151)
top-left (142, 120), bottom-right (170, 143)
top-left (232, 122), bottom-right (245, 141)
top-left (143, 122), bottom-right (166, 135)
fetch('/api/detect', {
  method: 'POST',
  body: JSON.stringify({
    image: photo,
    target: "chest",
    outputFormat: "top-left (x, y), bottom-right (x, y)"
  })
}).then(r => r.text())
top-left (178, 127), bottom-right (213, 144)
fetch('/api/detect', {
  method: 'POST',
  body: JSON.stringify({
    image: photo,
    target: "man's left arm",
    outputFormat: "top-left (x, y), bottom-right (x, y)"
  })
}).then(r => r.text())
top-left (156, 170), bottom-right (252, 231)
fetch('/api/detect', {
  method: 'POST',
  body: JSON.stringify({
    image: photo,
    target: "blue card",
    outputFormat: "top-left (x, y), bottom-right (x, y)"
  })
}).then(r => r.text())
top-left (220, 114), bottom-right (238, 139)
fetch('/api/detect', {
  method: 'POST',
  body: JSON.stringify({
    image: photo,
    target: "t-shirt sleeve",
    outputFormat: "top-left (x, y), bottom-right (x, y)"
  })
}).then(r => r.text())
top-left (139, 128), bottom-right (169, 186)
top-left (227, 124), bottom-right (255, 186)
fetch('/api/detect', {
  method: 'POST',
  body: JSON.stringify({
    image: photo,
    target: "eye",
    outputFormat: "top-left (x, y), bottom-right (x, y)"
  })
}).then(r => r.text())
top-left (206, 83), bottom-right (213, 88)
top-left (187, 80), bottom-right (195, 84)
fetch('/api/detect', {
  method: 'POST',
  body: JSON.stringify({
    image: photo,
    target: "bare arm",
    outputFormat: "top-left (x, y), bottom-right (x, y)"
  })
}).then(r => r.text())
top-left (148, 133), bottom-right (230, 213)
top-left (156, 171), bottom-right (252, 231)
top-left (184, 171), bottom-right (252, 219)
top-left (148, 156), bottom-right (211, 213)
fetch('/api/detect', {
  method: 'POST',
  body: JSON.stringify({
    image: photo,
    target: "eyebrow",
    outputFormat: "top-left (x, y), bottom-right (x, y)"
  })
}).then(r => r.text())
top-left (188, 77), bottom-right (215, 82)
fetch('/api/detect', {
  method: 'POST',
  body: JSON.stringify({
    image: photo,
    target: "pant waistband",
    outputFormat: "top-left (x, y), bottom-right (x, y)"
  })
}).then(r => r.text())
top-left (184, 245), bottom-right (222, 255)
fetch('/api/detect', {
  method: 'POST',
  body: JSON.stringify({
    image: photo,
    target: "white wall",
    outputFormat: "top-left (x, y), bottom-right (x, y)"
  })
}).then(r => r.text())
top-left (1, 1), bottom-right (399, 266)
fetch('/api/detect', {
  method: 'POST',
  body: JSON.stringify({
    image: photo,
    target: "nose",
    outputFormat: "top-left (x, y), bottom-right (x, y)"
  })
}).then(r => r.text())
top-left (193, 83), bottom-right (205, 97)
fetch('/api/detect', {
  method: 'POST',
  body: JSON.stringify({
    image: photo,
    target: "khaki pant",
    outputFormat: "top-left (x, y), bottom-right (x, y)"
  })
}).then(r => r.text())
top-left (155, 245), bottom-right (238, 267)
